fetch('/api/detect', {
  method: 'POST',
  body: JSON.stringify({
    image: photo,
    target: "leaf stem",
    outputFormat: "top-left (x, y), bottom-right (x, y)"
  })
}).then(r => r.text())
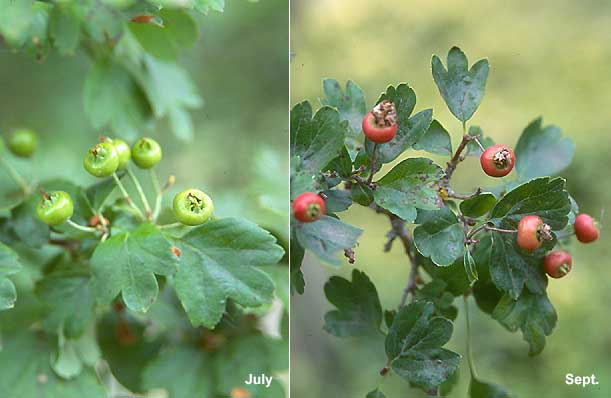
top-left (444, 133), bottom-right (475, 182)
top-left (0, 156), bottom-right (30, 195)
top-left (150, 170), bottom-right (163, 221)
top-left (466, 223), bottom-right (516, 242)
top-left (66, 219), bottom-right (98, 234)
top-left (158, 222), bottom-right (183, 229)
top-left (112, 172), bottom-right (145, 220)
top-left (464, 295), bottom-right (478, 378)
top-left (367, 143), bottom-right (379, 184)
top-left (127, 167), bottom-right (152, 220)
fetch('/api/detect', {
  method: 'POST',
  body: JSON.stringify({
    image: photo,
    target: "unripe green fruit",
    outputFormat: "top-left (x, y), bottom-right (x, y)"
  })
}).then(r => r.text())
top-left (8, 128), bottom-right (37, 157)
top-left (112, 139), bottom-right (131, 170)
top-left (173, 189), bottom-right (214, 226)
top-left (131, 137), bottom-right (162, 169)
top-left (84, 142), bottom-right (119, 178)
top-left (36, 191), bottom-right (74, 226)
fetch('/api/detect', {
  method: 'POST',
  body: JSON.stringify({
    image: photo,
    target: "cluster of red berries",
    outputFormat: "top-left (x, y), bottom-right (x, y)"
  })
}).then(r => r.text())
top-left (516, 213), bottom-right (599, 279)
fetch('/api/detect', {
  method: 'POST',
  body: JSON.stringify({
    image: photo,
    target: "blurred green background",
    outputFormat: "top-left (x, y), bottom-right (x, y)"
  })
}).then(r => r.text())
top-left (290, 0), bottom-right (611, 397)
top-left (0, 0), bottom-right (289, 238)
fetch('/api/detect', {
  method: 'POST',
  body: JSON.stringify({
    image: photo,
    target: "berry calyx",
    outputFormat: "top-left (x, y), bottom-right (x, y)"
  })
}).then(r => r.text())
top-left (293, 192), bottom-right (325, 222)
top-left (83, 142), bottom-right (119, 178)
top-left (132, 137), bottom-right (162, 169)
top-left (173, 189), bottom-right (214, 226)
top-left (517, 215), bottom-right (553, 251)
top-left (131, 15), bottom-right (155, 23)
top-left (574, 213), bottom-right (599, 243)
top-left (111, 138), bottom-right (131, 170)
top-left (36, 191), bottom-right (74, 226)
top-left (544, 250), bottom-right (573, 278)
top-left (480, 144), bottom-right (515, 177)
top-left (362, 100), bottom-right (398, 144)
top-left (8, 128), bottom-right (37, 158)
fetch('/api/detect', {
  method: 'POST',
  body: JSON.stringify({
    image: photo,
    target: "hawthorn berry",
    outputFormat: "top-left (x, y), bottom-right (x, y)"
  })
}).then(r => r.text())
top-left (574, 213), bottom-right (599, 243)
top-left (480, 144), bottom-right (515, 177)
top-left (362, 100), bottom-right (398, 144)
top-left (173, 189), bottom-right (214, 226)
top-left (517, 215), bottom-right (552, 251)
top-left (132, 137), bottom-right (162, 169)
top-left (293, 192), bottom-right (325, 222)
top-left (544, 250), bottom-right (572, 278)
top-left (84, 142), bottom-right (119, 178)
top-left (36, 191), bottom-right (74, 226)
top-left (8, 128), bottom-right (37, 158)
top-left (112, 138), bottom-right (131, 170)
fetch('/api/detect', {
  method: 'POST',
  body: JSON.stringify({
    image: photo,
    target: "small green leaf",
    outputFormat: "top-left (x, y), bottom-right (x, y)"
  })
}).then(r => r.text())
top-left (470, 376), bottom-right (513, 398)
top-left (91, 223), bottom-right (178, 312)
top-left (0, 242), bottom-right (21, 311)
top-left (366, 388), bottom-right (387, 398)
top-left (323, 189), bottom-right (352, 213)
top-left (11, 195), bottom-right (49, 247)
top-left (290, 228), bottom-right (306, 294)
top-left (351, 182), bottom-right (374, 206)
top-left (323, 269), bottom-right (383, 337)
top-left (0, 278), bottom-right (17, 311)
top-left (294, 215), bottom-right (362, 265)
top-left (385, 301), bottom-right (460, 390)
top-left (374, 158), bottom-right (444, 222)
top-left (414, 279), bottom-right (458, 321)
top-left (432, 47), bottom-right (489, 122)
top-left (291, 102), bottom-right (348, 173)
top-left (414, 206), bottom-right (465, 266)
top-left (173, 218), bottom-right (284, 328)
top-left (515, 118), bottom-right (575, 181)
top-left (48, 6), bottom-right (80, 55)
top-left (414, 120), bottom-right (452, 155)
top-left (419, 254), bottom-right (470, 297)
top-left (463, 249), bottom-right (478, 284)
top-left (493, 290), bottom-right (557, 356)
top-left (460, 192), bottom-right (496, 218)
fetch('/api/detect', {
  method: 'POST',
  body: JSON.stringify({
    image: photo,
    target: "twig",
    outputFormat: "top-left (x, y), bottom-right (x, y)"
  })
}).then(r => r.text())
top-left (466, 223), bottom-right (516, 243)
top-left (367, 143), bottom-right (379, 184)
top-left (384, 213), bottom-right (419, 308)
top-left (444, 134), bottom-right (476, 181)
top-left (447, 187), bottom-right (482, 200)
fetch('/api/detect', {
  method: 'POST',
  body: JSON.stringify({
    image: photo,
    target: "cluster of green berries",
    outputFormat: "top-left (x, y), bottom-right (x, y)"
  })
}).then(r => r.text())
top-left (36, 136), bottom-right (214, 228)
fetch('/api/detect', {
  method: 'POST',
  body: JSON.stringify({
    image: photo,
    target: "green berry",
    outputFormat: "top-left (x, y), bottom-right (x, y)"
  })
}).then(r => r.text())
top-left (112, 139), bottom-right (131, 170)
top-left (36, 191), bottom-right (74, 226)
top-left (131, 137), bottom-right (162, 169)
top-left (83, 142), bottom-right (119, 178)
top-left (8, 129), bottom-right (37, 157)
top-left (173, 189), bottom-right (214, 226)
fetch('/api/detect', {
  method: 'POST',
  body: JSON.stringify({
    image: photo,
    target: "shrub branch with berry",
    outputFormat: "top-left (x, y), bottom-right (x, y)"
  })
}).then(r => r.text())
top-left (290, 47), bottom-right (599, 397)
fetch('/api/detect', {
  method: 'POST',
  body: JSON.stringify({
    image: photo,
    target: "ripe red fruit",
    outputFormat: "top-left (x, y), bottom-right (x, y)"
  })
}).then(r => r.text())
top-left (480, 144), bottom-right (515, 177)
top-left (293, 192), bottom-right (325, 222)
top-left (362, 100), bottom-right (398, 144)
top-left (517, 215), bottom-right (552, 251)
top-left (544, 250), bottom-right (572, 278)
top-left (574, 213), bottom-right (599, 243)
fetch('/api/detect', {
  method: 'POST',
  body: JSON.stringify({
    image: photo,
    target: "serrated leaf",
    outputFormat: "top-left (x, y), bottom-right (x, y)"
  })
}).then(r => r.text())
top-left (385, 301), bottom-right (460, 390)
top-left (91, 223), bottom-right (178, 313)
top-left (321, 79), bottom-right (367, 137)
top-left (0, 242), bottom-right (21, 311)
top-left (432, 47), bottom-right (489, 122)
top-left (414, 279), bottom-right (458, 321)
top-left (374, 158), bottom-right (444, 222)
top-left (460, 192), bottom-right (496, 218)
top-left (492, 290), bottom-right (557, 356)
top-left (48, 5), bottom-right (79, 55)
top-left (469, 376), bottom-right (513, 398)
top-left (414, 206), bottom-right (465, 266)
top-left (323, 269), bottom-right (383, 337)
top-left (514, 118), bottom-right (575, 181)
top-left (35, 270), bottom-right (94, 338)
top-left (290, 228), bottom-right (305, 294)
top-left (172, 218), bottom-right (284, 328)
top-left (351, 183), bottom-right (374, 206)
top-left (465, 126), bottom-right (494, 157)
top-left (323, 189), bottom-right (352, 213)
top-left (0, 331), bottom-right (106, 397)
top-left (83, 58), bottom-right (150, 139)
top-left (419, 254), bottom-right (470, 297)
top-left (11, 195), bottom-right (49, 248)
top-left (414, 120), bottom-right (452, 155)
top-left (294, 215), bottom-right (362, 265)
top-left (291, 102), bottom-right (348, 173)
top-left (362, 84), bottom-right (432, 165)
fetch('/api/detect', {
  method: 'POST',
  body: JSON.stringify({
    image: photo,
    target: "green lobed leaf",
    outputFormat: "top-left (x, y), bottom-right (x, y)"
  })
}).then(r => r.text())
top-left (91, 223), bottom-right (178, 313)
top-left (492, 290), bottom-right (557, 356)
top-left (48, 5), bottom-right (80, 55)
top-left (11, 195), bottom-right (50, 248)
top-left (514, 118), bottom-right (575, 181)
top-left (374, 158), bottom-right (444, 222)
top-left (414, 279), bottom-right (458, 321)
top-left (0, 0), bottom-right (50, 47)
top-left (291, 101), bottom-right (348, 174)
top-left (361, 84), bottom-right (433, 165)
top-left (294, 215), bottom-right (362, 265)
top-left (469, 376), bottom-right (513, 398)
top-left (0, 242), bottom-right (21, 311)
top-left (414, 119), bottom-right (453, 156)
top-left (385, 301), bottom-right (461, 390)
top-left (172, 218), bottom-right (284, 328)
top-left (323, 269), bottom-right (383, 337)
top-left (460, 192), bottom-right (497, 218)
top-left (414, 206), bottom-right (465, 266)
top-left (420, 254), bottom-right (471, 297)
top-left (432, 47), bottom-right (489, 122)
top-left (0, 331), bottom-right (106, 397)
top-left (323, 189), bottom-right (352, 213)
top-left (290, 227), bottom-right (306, 294)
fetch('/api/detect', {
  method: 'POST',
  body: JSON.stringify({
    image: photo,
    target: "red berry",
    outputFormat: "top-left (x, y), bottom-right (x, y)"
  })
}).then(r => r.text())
top-left (574, 213), bottom-right (599, 243)
top-left (293, 192), bottom-right (325, 222)
top-left (131, 15), bottom-right (154, 23)
top-left (480, 144), bottom-right (515, 177)
top-left (517, 215), bottom-right (552, 251)
top-left (544, 250), bottom-right (572, 278)
top-left (362, 100), bottom-right (398, 144)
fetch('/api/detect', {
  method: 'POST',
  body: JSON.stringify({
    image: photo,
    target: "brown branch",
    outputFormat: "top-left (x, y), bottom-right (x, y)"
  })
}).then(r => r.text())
top-left (444, 134), bottom-right (476, 181)
top-left (448, 187), bottom-right (482, 200)
top-left (384, 212), bottom-right (419, 309)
